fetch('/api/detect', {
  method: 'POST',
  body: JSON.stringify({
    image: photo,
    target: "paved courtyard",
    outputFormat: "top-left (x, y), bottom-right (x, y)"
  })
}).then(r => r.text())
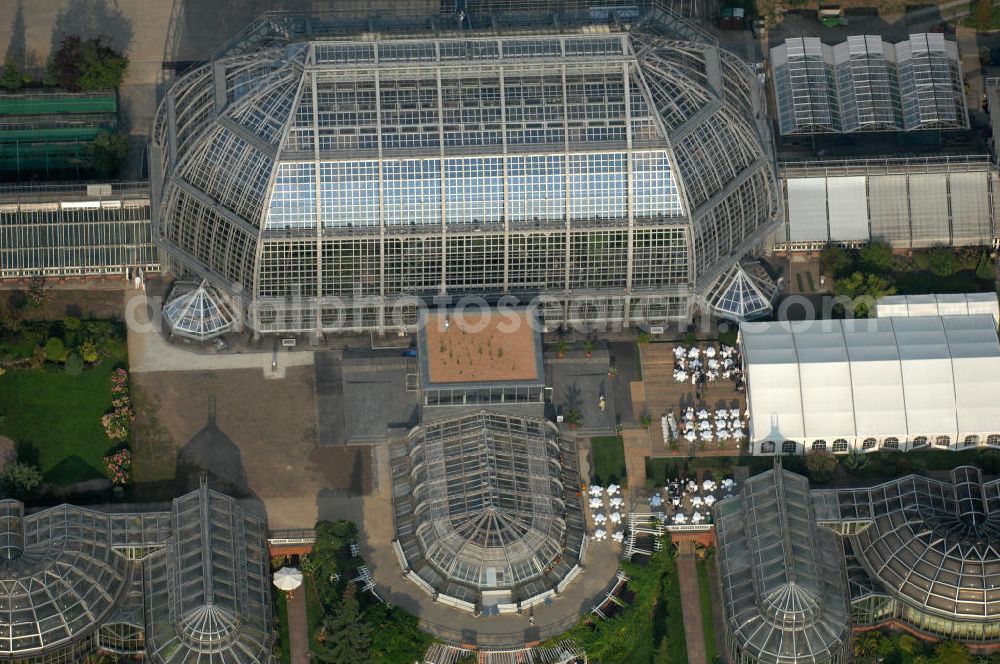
top-left (129, 364), bottom-right (371, 529)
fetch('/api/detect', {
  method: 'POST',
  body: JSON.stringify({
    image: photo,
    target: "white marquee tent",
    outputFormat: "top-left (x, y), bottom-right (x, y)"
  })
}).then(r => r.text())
top-left (740, 316), bottom-right (1000, 454)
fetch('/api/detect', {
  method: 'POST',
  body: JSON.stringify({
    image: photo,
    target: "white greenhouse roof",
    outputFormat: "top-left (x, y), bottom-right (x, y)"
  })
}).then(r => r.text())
top-left (740, 316), bottom-right (1000, 443)
top-left (876, 292), bottom-right (999, 324)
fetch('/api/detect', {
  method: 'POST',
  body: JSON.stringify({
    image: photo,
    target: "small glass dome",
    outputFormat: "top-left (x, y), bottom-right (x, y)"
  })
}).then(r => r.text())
top-left (704, 261), bottom-right (778, 321)
top-left (163, 280), bottom-right (235, 341)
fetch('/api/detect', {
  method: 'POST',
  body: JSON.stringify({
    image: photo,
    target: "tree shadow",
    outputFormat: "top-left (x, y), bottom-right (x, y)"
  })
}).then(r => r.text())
top-left (174, 396), bottom-right (258, 507)
top-left (43, 454), bottom-right (103, 484)
top-left (50, 0), bottom-right (134, 57)
top-left (6, 1), bottom-right (26, 68)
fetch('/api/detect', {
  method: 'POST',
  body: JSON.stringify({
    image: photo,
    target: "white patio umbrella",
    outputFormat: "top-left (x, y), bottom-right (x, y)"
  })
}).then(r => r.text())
top-left (691, 495), bottom-right (703, 507)
top-left (594, 528), bottom-right (607, 540)
top-left (673, 513), bottom-right (687, 524)
top-left (589, 498), bottom-right (603, 509)
top-left (704, 494), bottom-right (716, 507)
top-left (696, 409), bottom-right (709, 419)
top-left (674, 345), bottom-right (686, 358)
top-left (684, 431), bottom-right (697, 443)
top-left (687, 347), bottom-right (700, 358)
top-left (706, 346), bottom-right (717, 358)
top-left (609, 512), bottom-right (622, 523)
top-left (610, 496), bottom-right (624, 508)
top-left (594, 513), bottom-right (608, 524)
top-left (729, 408), bottom-right (741, 419)
top-left (273, 567), bottom-right (304, 592)
top-left (612, 531), bottom-right (625, 543)
top-left (607, 483), bottom-right (620, 495)
top-left (649, 495), bottom-right (662, 507)
top-left (699, 420), bottom-right (711, 431)
top-left (700, 430), bottom-right (713, 442)
top-left (703, 479), bottom-right (716, 492)
top-left (691, 511), bottom-right (703, 523)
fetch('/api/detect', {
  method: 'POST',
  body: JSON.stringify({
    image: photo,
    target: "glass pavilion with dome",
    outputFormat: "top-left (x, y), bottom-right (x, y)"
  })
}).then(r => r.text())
top-left (390, 411), bottom-right (585, 611)
top-left (0, 480), bottom-right (272, 663)
top-left (151, 4), bottom-right (780, 337)
top-left (715, 467), bottom-right (850, 664)
top-left (813, 466), bottom-right (1000, 643)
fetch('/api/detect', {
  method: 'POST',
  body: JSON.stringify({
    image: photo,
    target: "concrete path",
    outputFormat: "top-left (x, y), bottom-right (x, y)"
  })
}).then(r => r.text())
top-left (125, 293), bottom-right (314, 376)
top-left (286, 590), bottom-right (310, 664)
top-left (676, 541), bottom-right (707, 664)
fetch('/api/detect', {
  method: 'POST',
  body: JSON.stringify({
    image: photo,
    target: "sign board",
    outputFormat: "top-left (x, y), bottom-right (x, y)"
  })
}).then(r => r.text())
top-left (86, 184), bottom-right (113, 197)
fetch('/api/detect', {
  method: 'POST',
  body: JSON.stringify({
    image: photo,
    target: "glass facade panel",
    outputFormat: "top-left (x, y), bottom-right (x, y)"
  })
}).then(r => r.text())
top-left (265, 162), bottom-right (316, 229)
top-left (568, 153), bottom-right (627, 220)
top-left (632, 150), bottom-right (683, 217)
top-left (383, 159), bottom-right (441, 226)
top-left (444, 157), bottom-right (504, 225)
top-left (507, 155), bottom-right (565, 222)
top-left (319, 161), bottom-right (380, 227)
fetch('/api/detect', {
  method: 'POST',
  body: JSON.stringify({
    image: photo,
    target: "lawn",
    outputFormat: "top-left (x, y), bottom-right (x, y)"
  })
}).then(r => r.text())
top-left (0, 344), bottom-right (126, 484)
top-left (591, 435), bottom-right (627, 486)
top-left (696, 557), bottom-right (719, 664)
top-left (274, 588), bottom-right (291, 664)
top-left (304, 575), bottom-right (324, 656)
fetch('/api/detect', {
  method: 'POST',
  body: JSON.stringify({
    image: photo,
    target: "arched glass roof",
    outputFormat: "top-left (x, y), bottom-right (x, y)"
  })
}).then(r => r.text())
top-left (715, 469), bottom-right (850, 664)
top-left (816, 466), bottom-right (1000, 621)
top-left (151, 10), bottom-right (779, 334)
top-left (393, 411), bottom-right (585, 605)
top-left (0, 500), bottom-right (131, 657)
top-left (143, 481), bottom-right (272, 663)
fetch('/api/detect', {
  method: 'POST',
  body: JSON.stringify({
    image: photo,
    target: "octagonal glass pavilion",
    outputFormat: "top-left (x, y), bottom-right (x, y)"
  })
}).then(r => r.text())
top-left (391, 411), bottom-right (585, 609)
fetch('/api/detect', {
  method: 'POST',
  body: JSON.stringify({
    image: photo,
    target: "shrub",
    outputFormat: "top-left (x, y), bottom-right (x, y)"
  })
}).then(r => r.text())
top-left (64, 352), bottom-right (84, 375)
top-left (925, 246), bottom-right (960, 277)
top-left (26, 277), bottom-right (47, 308)
top-left (805, 450), bottom-right (837, 483)
top-left (858, 241), bottom-right (894, 273)
top-left (819, 243), bottom-right (852, 278)
top-left (103, 449), bottom-right (131, 484)
top-left (44, 337), bottom-right (68, 363)
top-left (1, 463), bottom-right (43, 501)
top-left (0, 57), bottom-right (23, 91)
top-left (975, 252), bottom-right (995, 281)
top-left (80, 339), bottom-right (100, 363)
top-left (48, 36), bottom-right (129, 91)
top-left (90, 131), bottom-right (129, 178)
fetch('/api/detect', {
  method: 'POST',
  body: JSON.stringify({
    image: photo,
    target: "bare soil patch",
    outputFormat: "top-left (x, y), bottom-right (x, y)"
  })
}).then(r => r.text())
top-left (424, 310), bottom-right (540, 384)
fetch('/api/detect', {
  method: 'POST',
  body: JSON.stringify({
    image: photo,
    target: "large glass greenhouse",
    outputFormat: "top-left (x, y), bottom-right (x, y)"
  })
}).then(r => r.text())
top-left (715, 468), bottom-right (850, 664)
top-left (390, 411), bottom-right (586, 611)
top-left (0, 481), bottom-right (272, 663)
top-left (812, 466), bottom-right (1000, 642)
top-left (150, 5), bottom-right (779, 336)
